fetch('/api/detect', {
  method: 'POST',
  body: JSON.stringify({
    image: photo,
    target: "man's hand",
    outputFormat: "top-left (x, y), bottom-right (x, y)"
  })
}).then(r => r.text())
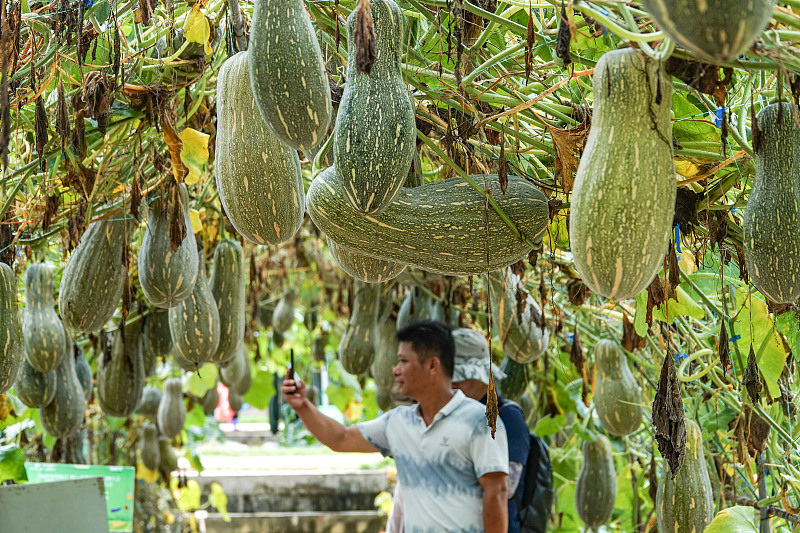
top-left (479, 471), bottom-right (509, 533)
top-left (282, 377), bottom-right (309, 411)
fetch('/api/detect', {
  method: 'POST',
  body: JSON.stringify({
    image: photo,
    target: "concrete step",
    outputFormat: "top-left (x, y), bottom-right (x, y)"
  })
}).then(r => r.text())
top-left (199, 510), bottom-right (386, 533)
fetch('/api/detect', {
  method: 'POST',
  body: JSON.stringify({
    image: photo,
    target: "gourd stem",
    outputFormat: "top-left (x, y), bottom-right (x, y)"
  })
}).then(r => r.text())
top-left (572, 2), bottom-right (664, 43)
top-left (311, 133), bottom-right (335, 178)
top-left (462, 43), bottom-right (525, 87)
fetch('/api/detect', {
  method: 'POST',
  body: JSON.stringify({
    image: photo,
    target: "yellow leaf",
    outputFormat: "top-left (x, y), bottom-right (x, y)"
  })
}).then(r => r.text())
top-left (209, 482), bottom-right (231, 522)
top-left (178, 128), bottom-right (209, 186)
top-left (189, 209), bottom-right (202, 234)
top-left (674, 159), bottom-right (699, 178)
top-left (183, 5), bottom-right (212, 55)
top-left (374, 491), bottom-right (394, 517)
top-left (170, 478), bottom-right (202, 512)
top-left (344, 399), bottom-right (364, 421)
top-left (136, 458), bottom-right (160, 483)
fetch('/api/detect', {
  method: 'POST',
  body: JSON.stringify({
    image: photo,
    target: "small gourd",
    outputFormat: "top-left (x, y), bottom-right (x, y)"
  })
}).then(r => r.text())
top-left (138, 386), bottom-right (163, 420)
top-left (159, 436), bottom-right (179, 475)
top-left (0, 263), bottom-right (24, 395)
top-left (209, 239), bottom-right (246, 365)
top-left (593, 340), bottom-right (642, 437)
top-left (138, 185), bottom-right (199, 308)
top-left (22, 263), bottom-right (66, 372)
top-left (743, 102), bottom-right (800, 303)
top-left (158, 377), bottom-right (186, 439)
top-left (334, 0), bottom-right (416, 215)
top-left (220, 345), bottom-right (247, 388)
top-left (371, 311), bottom-right (399, 391)
top-left (97, 323), bottom-right (146, 418)
top-left (569, 48), bottom-right (675, 300)
top-left (141, 423), bottom-right (161, 472)
top-left (574, 435), bottom-right (616, 529)
top-left (656, 419), bottom-right (714, 533)
top-left (339, 282), bottom-right (379, 375)
top-left (73, 344), bottom-right (93, 401)
top-left (233, 359), bottom-right (252, 396)
top-left (59, 216), bottom-right (129, 332)
top-left (202, 385), bottom-right (220, 415)
top-left (41, 334), bottom-right (86, 438)
top-left (13, 358), bottom-right (57, 408)
top-left (169, 242), bottom-right (221, 368)
top-left (229, 388), bottom-right (244, 414)
top-left (143, 308), bottom-right (174, 363)
top-left (271, 290), bottom-right (296, 334)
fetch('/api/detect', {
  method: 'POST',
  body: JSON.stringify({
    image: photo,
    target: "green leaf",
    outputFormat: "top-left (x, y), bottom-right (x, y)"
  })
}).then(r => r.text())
top-left (184, 404), bottom-right (206, 430)
top-left (776, 311), bottom-right (800, 357)
top-left (43, 433), bottom-right (56, 451)
top-left (652, 286), bottom-right (705, 323)
top-left (734, 289), bottom-right (788, 398)
top-left (634, 289), bottom-right (649, 337)
top-left (244, 369), bottom-right (275, 410)
top-left (209, 482), bottom-right (231, 522)
top-left (704, 506), bottom-right (758, 533)
top-left (184, 363), bottom-right (219, 398)
top-left (105, 416), bottom-right (127, 431)
top-left (672, 93), bottom-right (720, 145)
top-left (533, 414), bottom-right (566, 437)
top-left (0, 445), bottom-right (27, 483)
top-left (326, 383), bottom-right (356, 413)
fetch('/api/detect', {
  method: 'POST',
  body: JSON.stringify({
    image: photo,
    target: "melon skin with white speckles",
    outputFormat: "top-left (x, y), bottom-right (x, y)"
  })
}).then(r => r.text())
top-left (41, 333), bottom-right (86, 438)
top-left (575, 435), bottom-right (616, 529)
top-left (593, 340), bottom-right (642, 436)
top-left (208, 239), bottom-right (246, 365)
top-left (328, 238), bottom-right (407, 283)
top-left (743, 102), bottom-right (800, 304)
top-left (58, 216), bottom-right (128, 333)
top-left (569, 48), bottom-right (675, 301)
top-left (656, 419), bottom-right (714, 533)
top-left (217, 51), bottom-right (304, 245)
top-left (138, 184), bottom-right (199, 309)
top-left (333, 0), bottom-right (416, 215)
top-left (0, 263), bottom-right (23, 395)
top-left (641, 0), bottom-right (775, 63)
top-left (22, 263), bottom-right (66, 372)
top-left (249, 0), bottom-right (331, 151)
top-left (307, 167), bottom-right (550, 275)
top-left (97, 322), bottom-right (145, 418)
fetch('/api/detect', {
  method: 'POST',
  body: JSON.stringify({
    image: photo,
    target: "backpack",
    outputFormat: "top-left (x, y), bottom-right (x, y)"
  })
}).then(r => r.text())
top-left (499, 399), bottom-right (554, 533)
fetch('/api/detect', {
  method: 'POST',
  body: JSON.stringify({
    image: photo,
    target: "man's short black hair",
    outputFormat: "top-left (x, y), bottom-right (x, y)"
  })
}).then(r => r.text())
top-left (395, 319), bottom-right (455, 378)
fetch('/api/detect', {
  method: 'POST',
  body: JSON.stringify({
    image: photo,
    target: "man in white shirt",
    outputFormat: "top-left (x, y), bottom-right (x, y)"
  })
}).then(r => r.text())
top-left (282, 318), bottom-right (509, 532)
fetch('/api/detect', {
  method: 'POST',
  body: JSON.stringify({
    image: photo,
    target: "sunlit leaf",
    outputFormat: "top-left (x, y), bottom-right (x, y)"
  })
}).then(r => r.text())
top-left (136, 458), bottom-right (160, 483)
top-left (533, 414), bottom-right (566, 437)
top-left (184, 363), bottom-right (219, 398)
top-left (184, 404), bottom-right (206, 430)
top-left (178, 128), bottom-right (209, 186)
top-left (183, 4), bottom-right (212, 55)
top-left (209, 482), bottom-right (231, 522)
top-left (244, 369), bottom-right (276, 410)
top-left (704, 506), bottom-right (758, 533)
top-left (0, 445), bottom-right (27, 483)
top-left (170, 478), bottom-right (202, 511)
top-left (652, 285), bottom-right (705, 323)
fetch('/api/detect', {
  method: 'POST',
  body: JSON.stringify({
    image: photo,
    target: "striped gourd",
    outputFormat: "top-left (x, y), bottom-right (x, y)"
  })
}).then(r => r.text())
top-left (328, 238), bottom-right (407, 283)
top-left (371, 301), bottom-right (399, 391)
top-left (138, 385), bottom-right (162, 420)
top-left (157, 377), bottom-right (186, 439)
top-left (41, 334), bottom-right (85, 438)
top-left (13, 358), bottom-right (57, 408)
top-left (339, 281), bottom-right (379, 375)
top-left (97, 323), bottom-right (146, 418)
top-left (208, 239), bottom-right (246, 365)
top-left (396, 286), bottom-right (434, 329)
top-left (216, 52), bottom-right (305, 245)
top-left (593, 340), bottom-right (642, 436)
top-left (59, 215), bottom-right (129, 332)
top-left (307, 167), bottom-right (550, 275)
top-left (272, 289), bottom-right (296, 334)
top-left (656, 419), bottom-right (714, 533)
top-left (334, 0), bottom-right (416, 215)
top-left (743, 102), bottom-right (800, 303)
top-left (569, 48), bottom-right (675, 300)
top-left (169, 250), bottom-right (221, 368)
top-left (575, 435), bottom-right (616, 529)
top-left (488, 268), bottom-right (549, 364)
top-left (202, 385), bottom-right (219, 415)
top-left (249, 0), bottom-right (331, 151)
top-left (143, 308), bottom-right (172, 377)
top-left (641, 0), bottom-right (775, 63)
top-left (0, 263), bottom-right (24, 395)
top-left (22, 263), bottom-right (66, 372)
top-left (138, 185), bottom-right (199, 308)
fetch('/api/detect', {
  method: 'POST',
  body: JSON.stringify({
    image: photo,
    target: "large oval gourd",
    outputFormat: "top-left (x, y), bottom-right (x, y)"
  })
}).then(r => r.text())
top-left (656, 419), bottom-right (714, 533)
top-left (158, 377), bottom-right (186, 439)
top-left (328, 238), bottom-right (407, 283)
top-left (138, 185), bottom-right (199, 308)
top-left (216, 52), bottom-right (305, 245)
top-left (334, 0), bottom-right (416, 215)
top-left (569, 48), bottom-right (675, 300)
top-left (13, 358), bottom-right (57, 408)
top-left (489, 268), bottom-right (549, 363)
top-left (641, 0), bottom-right (775, 63)
top-left (22, 263), bottom-right (66, 372)
top-left (574, 435), bottom-right (616, 529)
top-left (249, 0), bottom-right (331, 151)
top-left (743, 102), bottom-right (800, 303)
top-left (169, 247), bottom-right (221, 368)
top-left (339, 282), bottom-right (379, 375)
top-left (97, 323), bottom-right (146, 418)
top-left (209, 239), bottom-right (246, 365)
top-left (0, 263), bottom-right (24, 395)
top-left (141, 423), bottom-right (161, 471)
top-left (593, 340), bottom-right (642, 436)
top-left (308, 168), bottom-right (550, 275)
top-left (41, 335), bottom-right (86, 438)
top-left (59, 215), bottom-right (128, 332)
top-left (271, 290), bottom-right (296, 334)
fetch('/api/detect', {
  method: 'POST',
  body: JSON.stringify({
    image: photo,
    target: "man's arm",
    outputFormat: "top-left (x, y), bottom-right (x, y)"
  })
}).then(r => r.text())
top-left (282, 377), bottom-right (378, 453)
top-left (479, 471), bottom-right (508, 533)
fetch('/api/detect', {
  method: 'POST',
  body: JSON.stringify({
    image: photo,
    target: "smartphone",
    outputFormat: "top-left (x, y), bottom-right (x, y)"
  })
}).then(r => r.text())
top-left (288, 349), bottom-right (295, 380)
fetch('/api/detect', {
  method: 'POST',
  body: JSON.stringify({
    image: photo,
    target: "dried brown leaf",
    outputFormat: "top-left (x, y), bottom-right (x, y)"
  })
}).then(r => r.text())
top-left (567, 278), bottom-right (588, 306)
top-left (42, 195), bottom-right (59, 232)
top-left (0, 211), bottom-right (16, 267)
top-left (555, 2), bottom-right (572, 67)
top-left (354, 0), bottom-right (376, 76)
top-left (646, 276), bottom-right (666, 327)
top-left (498, 134), bottom-right (508, 194)
top-left (547, 119), bottom-right (590, 195)
top-left (485, 369), bottom-right (499, 438)
top-left (652, 350), bottom-right (686, 477)
top-left (161, 109), bottom-right (186, 182)
top-left (570, 326), bottom-right (590, 404)
top-left (742, 343), bottom-right (762, 404)
top-left (667, 242), bottom-right (679, 300)
top-left (524, 8), bottom-right (535, 79)
top-left (169, 185), bottom-right (187, 252)
top-left (622, 310), bottom-right (645, 351)
top-left (130, 177), bottom-right (142, 221)
top-left (55, 79), bottom-right (70, 151)
top-left (34, 96), bottom-right (48, 171)
top-left (718, 321), bottom-right (731, 374)
top-left (735, 245), bottom-right (749, 284)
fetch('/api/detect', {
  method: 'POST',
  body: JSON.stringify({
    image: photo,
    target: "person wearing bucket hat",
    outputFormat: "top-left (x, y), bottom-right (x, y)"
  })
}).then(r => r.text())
top-left (452, 328), bottom-right (531, 533)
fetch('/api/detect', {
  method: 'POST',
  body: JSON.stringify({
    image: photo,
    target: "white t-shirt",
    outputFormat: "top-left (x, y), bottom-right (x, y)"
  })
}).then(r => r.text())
top-left (358, 390), bottom-right (509, 533)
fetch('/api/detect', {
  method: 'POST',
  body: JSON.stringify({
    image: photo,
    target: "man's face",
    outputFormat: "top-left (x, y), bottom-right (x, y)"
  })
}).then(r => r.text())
top-left (452, 378), bottom-right (487, 401)
top-left (393, 341), bottom-right (428, 398)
